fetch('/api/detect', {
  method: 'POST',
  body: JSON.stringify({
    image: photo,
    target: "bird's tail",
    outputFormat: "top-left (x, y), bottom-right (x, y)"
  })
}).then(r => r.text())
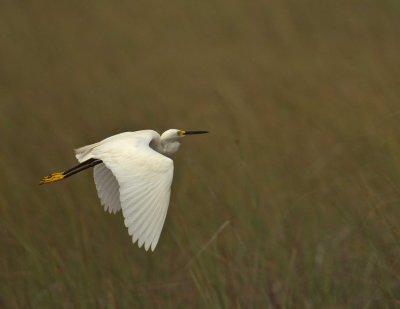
top-left (39, 158), bottom-right (103, 185)
top-left (74, 141), bottom-right (101, 162)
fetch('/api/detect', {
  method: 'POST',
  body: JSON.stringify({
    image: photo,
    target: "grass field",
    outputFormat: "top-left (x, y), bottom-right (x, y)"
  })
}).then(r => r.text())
top-left (1, 0), bottom-right (400, 307)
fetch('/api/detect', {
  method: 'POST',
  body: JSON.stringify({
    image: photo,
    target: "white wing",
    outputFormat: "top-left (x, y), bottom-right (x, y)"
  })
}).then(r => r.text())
top-left (75, 131), bottom-right (174, 251)
top-left (93, 163), bottom-right (121, 214)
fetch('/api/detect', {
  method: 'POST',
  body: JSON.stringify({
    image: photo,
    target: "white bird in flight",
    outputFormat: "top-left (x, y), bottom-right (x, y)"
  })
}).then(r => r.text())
top-left (40, 129), bottom-right (208, 251)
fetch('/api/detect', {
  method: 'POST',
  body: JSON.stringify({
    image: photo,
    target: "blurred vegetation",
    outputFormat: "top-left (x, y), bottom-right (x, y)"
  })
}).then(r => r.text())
top-left (1, 0), bottom-right (400, 307)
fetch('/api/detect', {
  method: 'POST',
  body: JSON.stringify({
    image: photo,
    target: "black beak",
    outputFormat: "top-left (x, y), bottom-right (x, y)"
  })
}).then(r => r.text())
top-left (184, 130), bottom-right (209, 135)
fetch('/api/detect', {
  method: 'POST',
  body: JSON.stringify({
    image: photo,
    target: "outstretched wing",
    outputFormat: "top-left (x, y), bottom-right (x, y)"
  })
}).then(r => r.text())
top-left (93, 163), bottom-right (121, 214)
top-left (75, 131), bottom-right (174, 251)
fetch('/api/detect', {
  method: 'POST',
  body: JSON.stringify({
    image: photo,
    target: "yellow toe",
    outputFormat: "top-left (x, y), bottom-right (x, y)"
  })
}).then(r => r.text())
top-left (39, 172), bottom-right (64, 185)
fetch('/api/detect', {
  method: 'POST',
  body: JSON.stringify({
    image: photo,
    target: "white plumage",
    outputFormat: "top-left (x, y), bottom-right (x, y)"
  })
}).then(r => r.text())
top-left (93, 163), bottom-right (121, 214)
top-left (69, 129), bottom-right (207, 251)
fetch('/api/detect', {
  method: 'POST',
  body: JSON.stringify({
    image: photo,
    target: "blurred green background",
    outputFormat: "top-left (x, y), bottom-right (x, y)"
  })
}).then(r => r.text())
top-left (1, 0), bottom-right (400, 307)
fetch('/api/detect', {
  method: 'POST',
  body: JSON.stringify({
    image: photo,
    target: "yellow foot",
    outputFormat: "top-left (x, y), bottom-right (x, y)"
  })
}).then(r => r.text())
top-left (39, 172), bottom-right (64, 185)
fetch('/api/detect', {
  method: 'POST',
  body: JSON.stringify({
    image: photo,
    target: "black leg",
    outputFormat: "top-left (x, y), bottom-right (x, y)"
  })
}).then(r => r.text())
top-left (63, 159), bottom-right (103, 179)
top-left (40, 158), bottom-right (103, 185)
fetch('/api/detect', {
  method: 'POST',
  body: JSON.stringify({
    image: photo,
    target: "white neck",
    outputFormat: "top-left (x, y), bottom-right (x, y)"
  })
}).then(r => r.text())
top-left (151, 134), bottom-right (181, 156)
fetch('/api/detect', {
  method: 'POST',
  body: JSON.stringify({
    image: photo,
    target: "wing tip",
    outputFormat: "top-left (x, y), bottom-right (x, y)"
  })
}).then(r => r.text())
top-left (131, 235), bottom-right (157, 252)
top-left (74, 141), bottom-right (100, 162)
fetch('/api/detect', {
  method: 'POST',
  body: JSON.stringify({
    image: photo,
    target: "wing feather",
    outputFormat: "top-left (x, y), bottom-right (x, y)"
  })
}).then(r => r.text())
top-left (93, 163), bottom-right (121, 214)
top-left (127, 177), bottom-right (165, 243)
top-left (151, 192), bottom-right (170, 251)
top-left (142, 177), bottom-right (171, 250)
top-left (135, 178), bottom-right (165, 247)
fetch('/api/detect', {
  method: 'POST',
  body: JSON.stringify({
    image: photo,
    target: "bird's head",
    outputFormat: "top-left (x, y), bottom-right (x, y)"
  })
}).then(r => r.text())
top-left (160, 129), bottom-right (208, 155)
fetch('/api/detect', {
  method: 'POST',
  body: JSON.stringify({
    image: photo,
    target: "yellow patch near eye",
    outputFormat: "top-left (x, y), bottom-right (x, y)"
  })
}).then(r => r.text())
top-left (177, 130), bottom-right (185, 136)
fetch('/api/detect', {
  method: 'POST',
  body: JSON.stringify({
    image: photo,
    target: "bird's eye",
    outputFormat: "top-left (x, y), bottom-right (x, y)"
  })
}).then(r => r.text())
top-left (177, 130), bottom-right (185, 137)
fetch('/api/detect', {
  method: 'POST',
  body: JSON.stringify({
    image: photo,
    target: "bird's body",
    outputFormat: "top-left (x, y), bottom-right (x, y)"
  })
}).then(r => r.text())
top-left (40, 129), bottom-right (208, 251)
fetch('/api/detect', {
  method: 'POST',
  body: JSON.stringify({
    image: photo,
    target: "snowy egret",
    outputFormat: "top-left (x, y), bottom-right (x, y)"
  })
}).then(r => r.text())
top-left (40, 129), bottom-right (208, 251)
